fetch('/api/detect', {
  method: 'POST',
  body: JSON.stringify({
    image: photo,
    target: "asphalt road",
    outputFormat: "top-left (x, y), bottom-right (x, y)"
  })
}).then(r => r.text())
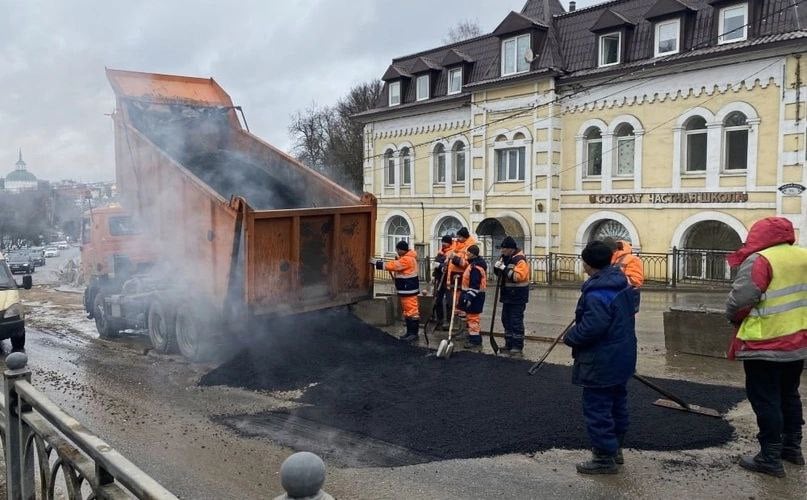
top-left (5, 287), bottom-right (807, 499)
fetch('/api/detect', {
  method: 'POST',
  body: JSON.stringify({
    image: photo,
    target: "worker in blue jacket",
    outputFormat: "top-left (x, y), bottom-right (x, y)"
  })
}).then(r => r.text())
top-left (564, 240), bottom-right (637, 474)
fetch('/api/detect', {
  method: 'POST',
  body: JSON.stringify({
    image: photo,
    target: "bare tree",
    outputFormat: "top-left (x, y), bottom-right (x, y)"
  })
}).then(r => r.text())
top-left (288, 80), bottom-right (383, 192)
top-left (443, 19), bottom-right (483, 44)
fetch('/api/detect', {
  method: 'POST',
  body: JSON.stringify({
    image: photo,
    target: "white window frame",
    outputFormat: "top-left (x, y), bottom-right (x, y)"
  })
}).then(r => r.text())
top-left (683, 120), bottom-right (708, 173)
top-left (447, 68), bottom-right (463, 95)
top-left (654, 18), bottom-right (680, 57)
top-left (433, 145), bottom-right (447, 184)
top-left (388, 81), bottom-right (401, 106)
top-left (718, 3), bottom-right (748, 45)
top-left (598, 32), bottom-right (621, 67)
top-left (416, 75), bottom-right (429, 101)
top-left (722, 114), bottom-right (750, 172)
top-left (615, 134), bottom-right (635, 177)
top-left (501, 34), bottom-right (531, 76)
top-left (400, 148), bottom-right (412, 185)
top-left (584, 133), bottom-right (603, 177)
top-left (384, 151), bottom-right (396, 186)
top-left (384, 216), bottom-right (411, 256)
top-left (452, 143), bottom-right (466, 184)
top-left (495, 147), bottom-right (526, 182)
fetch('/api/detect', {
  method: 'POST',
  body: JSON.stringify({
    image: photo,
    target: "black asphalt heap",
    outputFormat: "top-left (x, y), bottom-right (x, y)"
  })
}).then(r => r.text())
top-left (202, 309), bottom-right (745, 467)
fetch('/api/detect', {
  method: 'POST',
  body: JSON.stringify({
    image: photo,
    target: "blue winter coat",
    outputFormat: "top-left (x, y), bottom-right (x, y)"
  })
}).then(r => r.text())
top-left (563, 266), bottom-right (637, 388)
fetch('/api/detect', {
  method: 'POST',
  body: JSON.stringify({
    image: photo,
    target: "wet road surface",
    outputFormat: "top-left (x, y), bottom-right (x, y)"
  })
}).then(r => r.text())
top-left (5, 287), bottom-right (806, 499)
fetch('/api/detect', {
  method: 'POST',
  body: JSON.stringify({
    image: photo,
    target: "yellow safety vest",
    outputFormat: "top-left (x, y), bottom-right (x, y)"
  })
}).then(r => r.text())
top-left (737, 244), bottom-right (807, 342)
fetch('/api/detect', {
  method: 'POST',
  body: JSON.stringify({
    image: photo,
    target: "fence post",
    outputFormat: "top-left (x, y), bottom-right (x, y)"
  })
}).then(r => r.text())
top-left (4, 352), bottom-right (33, 500)
top-left (547, 252), bottom-right (553, 285)
top-left (671, 247), bottom-right (678, 288)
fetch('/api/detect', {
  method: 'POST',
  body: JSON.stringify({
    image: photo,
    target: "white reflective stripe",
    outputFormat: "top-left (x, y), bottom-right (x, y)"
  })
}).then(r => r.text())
top-left (397, 290), bottom-right (420, 295)
top-left (462, 288), bottom-right (481, 293)
top-left (395, 273), bottom-right (419, 279)
top-left (749, 298), bottom-right (807, 317)
top-left (762, 283), bottom-right (807, 300)
top-left (504, 282), bottom-right (529, 287)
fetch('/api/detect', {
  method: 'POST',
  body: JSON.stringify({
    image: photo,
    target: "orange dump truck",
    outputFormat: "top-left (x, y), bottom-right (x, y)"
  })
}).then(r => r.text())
top-left (82, 69), bottom-right (376, 361)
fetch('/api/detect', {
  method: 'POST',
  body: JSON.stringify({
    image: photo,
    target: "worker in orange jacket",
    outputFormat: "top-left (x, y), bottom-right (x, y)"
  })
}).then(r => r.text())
top-left (371, 241), bottom-right (420, 342)
top-left (446, 227), bottom-right (476, 335)
top-left (603, 238), bottom-right (643, 312)
top-left (430, 234), bottom-right (454, 330)
top-left (459, 245), bottom-right (487, 351)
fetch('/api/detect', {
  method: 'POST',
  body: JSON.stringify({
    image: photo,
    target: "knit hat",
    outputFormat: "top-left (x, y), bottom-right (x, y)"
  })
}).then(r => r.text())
top-left (456, 227), bottom-right (470, 238)
top-left (499, 236), bottom-right (517, 249)
top-left (467, 245), bottom-right (480, 257)
top-left (581, 241), bottom-right (612, 269)
top-left (601, 237), bottom-right (618, 251)
top-left (441, 234), bottom-right (453, 244)
top-left (395, 240), bottom-right (409, 251)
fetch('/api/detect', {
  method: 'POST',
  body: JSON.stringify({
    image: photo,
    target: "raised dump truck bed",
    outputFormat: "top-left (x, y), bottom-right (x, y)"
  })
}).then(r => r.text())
top-left (88, 69), bottom-right (376, 360)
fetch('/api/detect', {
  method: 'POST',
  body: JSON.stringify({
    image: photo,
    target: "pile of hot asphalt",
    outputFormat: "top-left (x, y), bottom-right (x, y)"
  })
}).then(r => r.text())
top-left (201, 309), bottom-right (745, 467)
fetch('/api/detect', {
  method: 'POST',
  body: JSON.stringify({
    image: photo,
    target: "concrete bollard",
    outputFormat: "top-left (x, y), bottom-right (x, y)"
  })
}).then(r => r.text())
top-left (273, 452), bottom-right (333, 500)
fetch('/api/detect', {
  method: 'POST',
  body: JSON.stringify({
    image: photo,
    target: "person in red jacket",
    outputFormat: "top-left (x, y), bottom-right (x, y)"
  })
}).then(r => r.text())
top-left (371, 241), bottom-right (420, 342)
top-left (725, 217), bottom-right (807, 477)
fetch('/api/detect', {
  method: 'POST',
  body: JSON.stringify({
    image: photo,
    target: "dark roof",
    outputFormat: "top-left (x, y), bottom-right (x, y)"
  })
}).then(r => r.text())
top-left (492, 11), bottom-right (547, 37)
top-left (366, 0), bottom-right (806, 115)
top-left (590, 9), bottom-right (636, 31)
top-left (644, 0), bottom-right (696, 21)
top-left (409, 57), bottom-right (442, 74)
top-left (441, 49), bottom-right (475, 66)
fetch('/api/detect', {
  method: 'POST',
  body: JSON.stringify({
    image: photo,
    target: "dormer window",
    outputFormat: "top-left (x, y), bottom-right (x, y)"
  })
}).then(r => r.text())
top-left (718, 3), bottom-right (748, 44)
top-left (501, 34), bottom-right (531, 76)
top-left (388, 81), bottom-right (401, 106)
top-left (655, 18), bottom-right (680, 56)
top-left (448, 68), bottom-right (463, 95)
top-left (416, 75), bottom-right (429, 101)
top-left (598, 32), bottom-right (621, 67)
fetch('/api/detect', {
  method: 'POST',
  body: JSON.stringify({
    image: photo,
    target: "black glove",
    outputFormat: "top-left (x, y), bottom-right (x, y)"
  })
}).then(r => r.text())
top-left (375, 260), bottom-right (384, 270)
top-left (451, 255), bottom-right (462, 266)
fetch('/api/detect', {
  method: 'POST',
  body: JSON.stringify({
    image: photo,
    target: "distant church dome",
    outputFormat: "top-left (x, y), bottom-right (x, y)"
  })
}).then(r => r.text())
top-left (5, 149), bottom-right (38, 192)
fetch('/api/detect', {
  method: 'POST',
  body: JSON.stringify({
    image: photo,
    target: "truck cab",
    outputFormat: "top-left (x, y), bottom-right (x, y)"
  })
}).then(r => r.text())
top-left (81, 205), bottom-right (156, 330)
top-left (0, 252), bottom-right (32, 351)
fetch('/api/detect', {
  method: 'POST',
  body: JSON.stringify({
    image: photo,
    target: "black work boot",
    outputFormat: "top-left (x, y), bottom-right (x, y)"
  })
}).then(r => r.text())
top-left (782, 433), bottom-right (805, 466)
top-left (576, 449), bottom-right (619, 475)
top-left (739, 442), bottom-right (786, 478)
top-left (463, 335), bottom-right (482, 351)
top-left (615, 434), bottom-right (626, 465)
top-left (398, 319), bottom-right (419, 343)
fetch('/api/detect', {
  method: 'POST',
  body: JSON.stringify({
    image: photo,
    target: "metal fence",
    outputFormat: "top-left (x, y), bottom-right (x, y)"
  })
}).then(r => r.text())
top-left (2, 352), bottom-right (178, 500)
top-left (374, 247), bottom-right (734, 288)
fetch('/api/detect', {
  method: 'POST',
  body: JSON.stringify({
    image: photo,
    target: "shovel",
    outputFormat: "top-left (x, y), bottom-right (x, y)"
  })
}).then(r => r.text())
top-left (422, 276), bottom-right (447, 346)
top-left (527, 320), bottom-right (575, 375)
top-left (436, 276), bottom-right (460, 359)
top-left (632, 374), bottom-right (722, 418)
top-left (487, 275), bottom-right (503, 355)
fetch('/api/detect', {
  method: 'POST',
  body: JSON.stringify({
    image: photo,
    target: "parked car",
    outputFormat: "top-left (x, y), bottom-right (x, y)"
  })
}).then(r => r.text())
top-left (0, 253), bottom-right (32, 351)
top-left (44, 247), bottom-right (60, 258)
top-left (28, 247), bottom-right (46, 267)
top-left (56, 241), bottom-right (69, 250)
top-left (7, 251), bottom-right (35, 274)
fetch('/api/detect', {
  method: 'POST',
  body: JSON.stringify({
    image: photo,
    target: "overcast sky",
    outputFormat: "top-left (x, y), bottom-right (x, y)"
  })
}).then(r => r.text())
top-left (1, 0), bottom-right (600, 183)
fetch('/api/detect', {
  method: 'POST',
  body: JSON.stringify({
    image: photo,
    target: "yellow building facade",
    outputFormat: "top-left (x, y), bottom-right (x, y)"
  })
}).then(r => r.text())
top-left (357, 0), bottom-right (807, 272)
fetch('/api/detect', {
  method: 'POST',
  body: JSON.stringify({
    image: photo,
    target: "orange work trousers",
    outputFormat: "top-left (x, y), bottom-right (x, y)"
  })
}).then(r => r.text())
top-left (465, 312), bottom-right (481, 335)
top-left (400, 295), bottom-right (420, 320)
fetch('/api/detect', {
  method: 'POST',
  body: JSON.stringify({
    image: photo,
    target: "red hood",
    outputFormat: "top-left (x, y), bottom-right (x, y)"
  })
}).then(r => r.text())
top-left (727, 217), bottom-right (795, 268)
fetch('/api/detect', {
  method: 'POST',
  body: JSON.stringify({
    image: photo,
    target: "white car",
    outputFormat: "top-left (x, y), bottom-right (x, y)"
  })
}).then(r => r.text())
top-left (56, 241), bottom-right (69, 250)
top-left (44, 247), bottom-right (59, 258)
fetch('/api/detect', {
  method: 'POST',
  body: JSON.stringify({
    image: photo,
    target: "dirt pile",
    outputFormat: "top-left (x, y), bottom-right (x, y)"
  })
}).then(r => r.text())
top-left (201, 309), bottom-right (745, 467)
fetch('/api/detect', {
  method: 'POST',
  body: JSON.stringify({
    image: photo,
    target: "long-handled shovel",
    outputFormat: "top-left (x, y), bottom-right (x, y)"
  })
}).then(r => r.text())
top-left (527, 320), bottom-right (575, 375)
top-left (487, 275), bottom-right (503, 355)
top-left (422, 276), bottom-right (447, 346)
top-left (632, 374), bottom-right (722, 418)
top-left (436, 276), bottom-right (460, 359)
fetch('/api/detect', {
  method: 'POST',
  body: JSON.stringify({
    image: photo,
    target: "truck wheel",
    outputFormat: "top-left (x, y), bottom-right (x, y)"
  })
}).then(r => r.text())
top-left (148, 300), bottom-right (177, 354)
top-left (175, 303), bottom-right (211, 363)
top-left (93, 292), bottom-right (119, 339)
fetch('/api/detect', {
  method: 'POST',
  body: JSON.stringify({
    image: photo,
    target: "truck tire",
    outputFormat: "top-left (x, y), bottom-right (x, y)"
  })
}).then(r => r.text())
top-left (175, 303), bottom-right (212, 363)
top-left (148, 300), bottom-right (177, 354)
top-left (93, 292), bottom-right (119, 339)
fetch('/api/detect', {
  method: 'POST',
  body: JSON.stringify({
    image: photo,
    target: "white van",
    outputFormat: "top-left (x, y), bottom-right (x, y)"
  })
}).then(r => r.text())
top-left (0, 252), bottom-right (32, 351)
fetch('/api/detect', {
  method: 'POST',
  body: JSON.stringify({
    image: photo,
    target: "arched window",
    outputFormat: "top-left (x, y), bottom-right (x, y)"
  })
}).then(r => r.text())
top-left (384, 216), bottom-right (411, 255)
top-left (684, 116), bottom-right (707, 172)
top-left (512, 131), bottom-right (526, 141)
top-left (452, 142), bottom-right (466, 183)
top-left (614, 123), bottom-right (635, 176)
top-left (723, 111), bottom-right (749, 171)
top-left (384, 149), bottom-right (395, 185)
top-left (589, 219), bottom-right (631, 243)
top-left (584, 127), bottom-right (603, 176)
top-left (435, 216), bottom-right (463, 250)
top-left (433, 144), bottom-right (446, 184)
top-left (494, 134), bottom-right (508, 142)
top-left (400, 147), bottom-right (412, 185)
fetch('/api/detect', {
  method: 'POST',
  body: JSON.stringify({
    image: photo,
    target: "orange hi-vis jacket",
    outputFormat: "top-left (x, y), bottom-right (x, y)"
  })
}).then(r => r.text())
top-left (384, 249), bottom-right (420, 295)
top-left (446, 236), bottom-right (477, 286)
top-left (611, 241), bottom-right (644, 287)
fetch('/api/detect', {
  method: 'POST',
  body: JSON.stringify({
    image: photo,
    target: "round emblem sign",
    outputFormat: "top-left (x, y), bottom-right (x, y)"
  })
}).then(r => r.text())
top-left (778, 183), bottom-right (806, 196)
